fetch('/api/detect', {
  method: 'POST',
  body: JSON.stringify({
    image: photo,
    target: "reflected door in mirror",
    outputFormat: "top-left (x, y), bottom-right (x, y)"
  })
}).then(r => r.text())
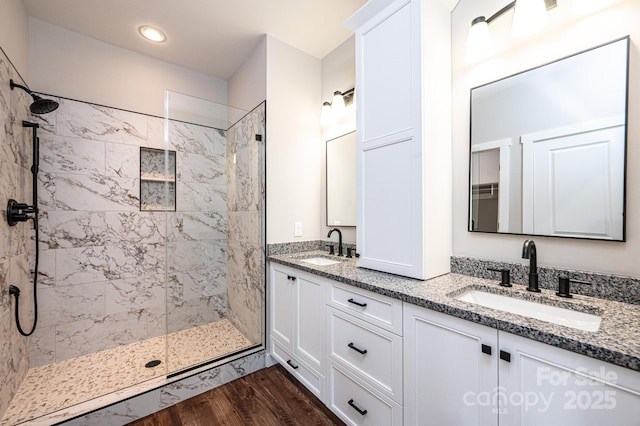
top-left (469, 37), bottom-right (628, 241)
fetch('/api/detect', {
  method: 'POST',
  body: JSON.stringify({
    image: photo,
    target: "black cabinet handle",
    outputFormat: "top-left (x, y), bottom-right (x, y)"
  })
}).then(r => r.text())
top-left (287, 275), bottom-right (296, 281)
top-left (347, 298), bottom-right (367, 308)
top-left (286, 359), bottom-right (299, 369)
top-left (500, 350), bottom-right (511, 363)
top-left (348, 342), bottom-right (368, 355)
top-left (481, 344), bottom-right (492, 355)
top-left (348, 399), bottom-right (368, 416)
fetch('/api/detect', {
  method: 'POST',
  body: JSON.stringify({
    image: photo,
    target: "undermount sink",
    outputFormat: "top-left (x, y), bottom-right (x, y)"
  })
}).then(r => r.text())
top-left (455, 289), bottom-right (602, 332)
top-left (300, 257), bottom-right (341, 266)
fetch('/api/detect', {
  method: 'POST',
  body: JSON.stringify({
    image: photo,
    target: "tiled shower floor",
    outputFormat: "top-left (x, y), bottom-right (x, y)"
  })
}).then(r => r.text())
top-left (2, 319), bottom-right (252, 425)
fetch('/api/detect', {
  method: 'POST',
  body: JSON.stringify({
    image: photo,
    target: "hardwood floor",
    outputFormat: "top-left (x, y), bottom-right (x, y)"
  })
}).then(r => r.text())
top-left (128, 364), bottom-right (344, 425)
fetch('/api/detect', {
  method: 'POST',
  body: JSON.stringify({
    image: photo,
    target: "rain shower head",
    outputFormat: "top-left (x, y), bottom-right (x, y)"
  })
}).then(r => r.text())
top-left (29, 94), bottom-right (59, 115)
top-left (10, 79), bottom-right (59, 114)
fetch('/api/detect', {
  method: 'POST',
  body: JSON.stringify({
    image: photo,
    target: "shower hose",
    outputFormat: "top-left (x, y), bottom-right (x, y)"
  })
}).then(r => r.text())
top-left (9, 216), bottom-right (39, 337)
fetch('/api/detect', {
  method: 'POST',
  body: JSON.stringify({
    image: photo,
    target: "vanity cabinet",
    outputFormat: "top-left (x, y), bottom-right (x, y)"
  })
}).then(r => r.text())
top-left (268, 262), bottom-right (404, 425)
top-left (326, 282), bottom-right (404, 425)
top-left (404, 303), bottom-right (640, 425)
top-left (345, 0), bottom-right (452, 280)
top-left (269, 264), bottom-right (325, 398)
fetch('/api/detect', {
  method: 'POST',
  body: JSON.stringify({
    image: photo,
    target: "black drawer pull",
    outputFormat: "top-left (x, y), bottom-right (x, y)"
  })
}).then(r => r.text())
top-left (348, 342), bottom-right (368, 355)
top-left (287, 275), bottom-right (296, 281)
top-left (481, 344), bottom-right (492, 355)
top-left (500, 350), bottom-right (511, 363)
top-left (347, 298), bottom-right (367, 308)
top-left (286, 359), bottom-right (299, 369)
top-left (348, 399), bottom-right (368, 416)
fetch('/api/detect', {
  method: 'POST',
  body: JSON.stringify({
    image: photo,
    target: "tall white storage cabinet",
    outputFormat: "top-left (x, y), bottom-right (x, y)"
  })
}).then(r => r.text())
top-left (345, 0), bottom-right (453, 280)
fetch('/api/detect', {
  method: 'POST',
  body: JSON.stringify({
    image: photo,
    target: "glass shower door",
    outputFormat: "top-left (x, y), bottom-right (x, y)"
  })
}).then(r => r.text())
top-left (163, 90), bottom-right (265, 374)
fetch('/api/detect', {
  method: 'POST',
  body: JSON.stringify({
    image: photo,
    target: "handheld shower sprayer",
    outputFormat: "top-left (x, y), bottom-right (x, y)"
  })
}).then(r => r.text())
top-left (6, 117), bottom-right (45, 336)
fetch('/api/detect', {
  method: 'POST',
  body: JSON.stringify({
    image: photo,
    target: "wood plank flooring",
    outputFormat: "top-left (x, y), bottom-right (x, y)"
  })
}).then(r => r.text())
top-left (128, 364), bottom-right (344, 425)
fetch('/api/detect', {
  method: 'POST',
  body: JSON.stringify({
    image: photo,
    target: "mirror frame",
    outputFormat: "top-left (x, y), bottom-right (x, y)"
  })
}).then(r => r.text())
top-left (467, 36), bottom-right (630, 241)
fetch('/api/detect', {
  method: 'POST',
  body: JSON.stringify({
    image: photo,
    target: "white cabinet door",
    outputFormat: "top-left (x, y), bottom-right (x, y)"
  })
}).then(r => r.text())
top-left (498, 332), bottom-right (640, 426)
top-left (270, 267), bottom-right (295, 349)
top-left (295, 275), bottom-right (325, 371)
top-left (522, 121), bottom-right (625, 240)
top-left (403, 304), bottom-right (498, 426)
top-left (269, 264), bottom-right (326, 399)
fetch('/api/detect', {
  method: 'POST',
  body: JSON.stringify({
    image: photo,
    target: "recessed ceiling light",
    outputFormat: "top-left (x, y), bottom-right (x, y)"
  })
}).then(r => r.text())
top-left (138, 25), bottom-right (167, 43)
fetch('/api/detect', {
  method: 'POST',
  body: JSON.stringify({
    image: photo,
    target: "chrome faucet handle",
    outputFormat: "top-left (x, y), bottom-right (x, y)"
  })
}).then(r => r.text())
top-left (557, 277), bottom-right (591, 298)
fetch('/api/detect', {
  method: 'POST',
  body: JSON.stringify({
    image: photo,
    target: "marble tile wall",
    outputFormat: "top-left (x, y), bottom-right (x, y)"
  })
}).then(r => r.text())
top-left (30, 97), bottom-right (231, 366)
top-left (0, 51), bottom-right (37, 419)
top-left (227, 103), bottom-right (266, 345)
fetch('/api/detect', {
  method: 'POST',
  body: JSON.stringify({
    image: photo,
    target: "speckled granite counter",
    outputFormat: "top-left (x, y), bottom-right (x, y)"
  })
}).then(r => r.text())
top-left (268, 251), bottom-right (640, 372)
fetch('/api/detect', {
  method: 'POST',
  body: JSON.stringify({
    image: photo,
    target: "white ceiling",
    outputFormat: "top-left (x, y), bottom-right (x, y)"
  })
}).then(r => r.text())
top-left (22, 0), bottom-right (367, 80)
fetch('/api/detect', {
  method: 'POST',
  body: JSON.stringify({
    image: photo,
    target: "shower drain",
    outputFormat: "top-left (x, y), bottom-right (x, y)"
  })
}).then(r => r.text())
top-left (145, 359), bottom-right (162, 368)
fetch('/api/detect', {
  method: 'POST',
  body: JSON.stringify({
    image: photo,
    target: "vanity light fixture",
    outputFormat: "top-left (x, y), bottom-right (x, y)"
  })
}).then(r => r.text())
top-left (466, 0), bottom-right (557, 63)
top-left (320, 88), bottom-right (355, 127)
top-left (138, 25), bottom-right (167, 43)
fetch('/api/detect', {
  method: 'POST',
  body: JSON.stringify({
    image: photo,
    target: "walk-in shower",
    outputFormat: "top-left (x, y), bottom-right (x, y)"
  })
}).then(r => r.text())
top-left (1, 86), bottom-right (266, 424)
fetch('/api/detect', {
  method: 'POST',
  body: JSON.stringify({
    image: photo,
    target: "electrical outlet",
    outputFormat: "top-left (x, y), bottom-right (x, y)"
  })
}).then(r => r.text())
top-left (294, 222), bottom-right (303, 237)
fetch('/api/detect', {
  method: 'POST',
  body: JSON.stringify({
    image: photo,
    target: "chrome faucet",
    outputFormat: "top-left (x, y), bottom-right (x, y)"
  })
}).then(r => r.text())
top-left (327, 228), bottom-right (343, 256)
top-left (521, 239), bottom-right (540, 292)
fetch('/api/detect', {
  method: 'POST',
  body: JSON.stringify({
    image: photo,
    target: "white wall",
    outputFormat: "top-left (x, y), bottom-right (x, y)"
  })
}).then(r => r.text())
top-left (28, 18), bottom-right (228, 117)
top-left (0, 0), bottom-right (29, 80)
top-left (321, 36), bottom-right (357, 243)
top-left (228, 36), bottom-right (267, 112)
top-left (452, 0), bottom-right (640, 276)
top-left (266, 36), bottom-right (322, 243)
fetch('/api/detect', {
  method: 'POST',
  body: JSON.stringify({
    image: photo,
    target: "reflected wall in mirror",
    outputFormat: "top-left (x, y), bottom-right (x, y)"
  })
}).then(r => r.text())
top-left (469, 37), bottom-right (629, 241)
top-left (327, 131), bottom-right (356, 226)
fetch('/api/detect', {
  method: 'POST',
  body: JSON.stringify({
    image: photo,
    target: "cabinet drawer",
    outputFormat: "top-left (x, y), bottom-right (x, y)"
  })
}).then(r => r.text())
top-left (328, 307), bottom-right (402, 403)
top-left (328, 362), bottom-right (403, 426)
top-left (271, 340), bottom-right (323, 399)
top-left (328, 282), bottom-right (402, 335)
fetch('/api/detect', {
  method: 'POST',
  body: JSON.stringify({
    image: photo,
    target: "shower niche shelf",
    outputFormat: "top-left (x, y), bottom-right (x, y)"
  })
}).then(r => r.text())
top-left (140, 147), bottom-right (176, 211)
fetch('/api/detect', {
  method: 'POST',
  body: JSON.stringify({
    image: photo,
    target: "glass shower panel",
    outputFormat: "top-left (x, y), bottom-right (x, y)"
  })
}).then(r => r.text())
top-left (164, 91), bottom-right (265, 374)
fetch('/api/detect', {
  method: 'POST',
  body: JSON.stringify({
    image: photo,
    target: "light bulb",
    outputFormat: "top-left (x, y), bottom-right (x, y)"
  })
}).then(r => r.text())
top-left (331, 91), bottom-right (346, 118)
top-left (138, 25), bottom-right (167, 43)
top-left (466, 17), bottom-right (493, 63)
top-left (512, 0), bottom-right (549, 38)
top-left (320, 102), bottom-right (333, 127)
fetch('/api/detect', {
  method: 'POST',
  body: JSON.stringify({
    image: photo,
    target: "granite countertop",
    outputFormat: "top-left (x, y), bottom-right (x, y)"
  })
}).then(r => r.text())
top-left (268, 250), bottom-right (640, 372)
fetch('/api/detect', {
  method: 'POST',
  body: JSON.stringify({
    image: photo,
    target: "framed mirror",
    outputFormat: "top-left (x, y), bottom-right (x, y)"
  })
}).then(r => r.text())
top-left (469, 37), bottom-right (629, 241)
top-left (327, 131), bottom-right (356, 227)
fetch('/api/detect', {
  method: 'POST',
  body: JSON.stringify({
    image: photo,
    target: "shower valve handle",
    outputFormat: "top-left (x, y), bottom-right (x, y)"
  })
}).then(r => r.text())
top-left (6, 199), bottom-right (36, 226)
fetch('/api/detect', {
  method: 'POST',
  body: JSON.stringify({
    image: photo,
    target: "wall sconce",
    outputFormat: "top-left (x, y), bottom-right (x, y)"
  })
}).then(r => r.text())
top-left (321, 88), bottom-right (355, 127)
top-left (466, 0), bottom-right (557, 63)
